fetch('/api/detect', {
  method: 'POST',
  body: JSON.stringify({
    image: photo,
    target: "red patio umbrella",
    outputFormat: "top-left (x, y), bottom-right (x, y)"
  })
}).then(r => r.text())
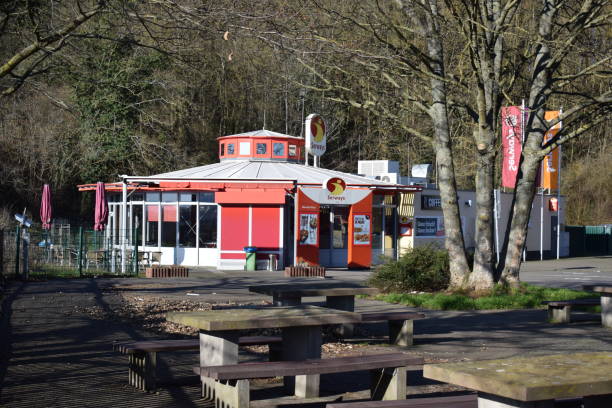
top-left (94, 182), bottom-right (109, 231)
top-left (40, 184), bottom-right (52, 230)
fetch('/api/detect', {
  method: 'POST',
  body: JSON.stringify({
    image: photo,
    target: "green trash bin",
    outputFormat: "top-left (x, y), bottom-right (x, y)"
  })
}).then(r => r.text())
top-left (244, 246), bottom-right (258, 271)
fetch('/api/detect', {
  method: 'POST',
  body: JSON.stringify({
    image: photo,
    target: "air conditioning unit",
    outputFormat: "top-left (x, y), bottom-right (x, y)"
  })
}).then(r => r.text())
top-left (412, 164), bottom-right (433, 180)
top-left (358, 160), bottom-right (400, 177)
top-left (376, 172), bottom-right (399, 184)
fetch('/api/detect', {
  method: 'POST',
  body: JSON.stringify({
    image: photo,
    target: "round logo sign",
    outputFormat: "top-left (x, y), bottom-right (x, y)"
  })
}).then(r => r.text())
top-left (326, 178), bottom-right (346, 196)
top-left (310, 116), bottom-right (326, 142)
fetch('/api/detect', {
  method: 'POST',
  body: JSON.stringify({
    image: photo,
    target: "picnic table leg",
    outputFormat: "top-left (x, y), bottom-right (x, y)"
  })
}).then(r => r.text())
top-left (326, 295), bottom-right (355, 337)
top-left (583, 393), bottom-right (612, 407)
top-left (199, 330), bottom-right (240, 400)
top-left (273, 294), bottom-right (301, 306)
top-left (477, 392), bottom-right (554, 407)
top-left (281, 325), bottom-right (322, 398)
top-left (601, 293), bottom-right (612, 328)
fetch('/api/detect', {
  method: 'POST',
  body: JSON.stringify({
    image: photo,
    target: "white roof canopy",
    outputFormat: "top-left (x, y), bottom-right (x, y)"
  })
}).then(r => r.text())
top-left (132, 160), bottom-right (404, 187)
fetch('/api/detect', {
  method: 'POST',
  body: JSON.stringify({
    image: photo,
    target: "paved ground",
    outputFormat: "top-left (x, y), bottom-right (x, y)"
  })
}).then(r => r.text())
top-left (0, 257), bottom-right (611, 407)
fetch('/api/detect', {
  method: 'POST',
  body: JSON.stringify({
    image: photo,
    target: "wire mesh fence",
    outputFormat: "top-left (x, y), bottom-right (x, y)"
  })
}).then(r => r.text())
top-left (1, 225), bottom-right (143, 280)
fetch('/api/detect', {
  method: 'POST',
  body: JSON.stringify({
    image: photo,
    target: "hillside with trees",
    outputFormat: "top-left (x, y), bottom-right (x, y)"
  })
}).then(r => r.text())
top-left (0, 0), bottom-right (610, 286)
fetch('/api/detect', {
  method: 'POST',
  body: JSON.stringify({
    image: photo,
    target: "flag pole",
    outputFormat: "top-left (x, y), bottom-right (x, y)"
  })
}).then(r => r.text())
top-left (521, 99), bottom-right (527, 262)
top-left (557, 108), bottom-right (563, 259)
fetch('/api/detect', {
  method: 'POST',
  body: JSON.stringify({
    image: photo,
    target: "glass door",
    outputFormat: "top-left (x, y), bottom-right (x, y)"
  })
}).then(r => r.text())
top-left (319, 206), bottom-right (348, 267)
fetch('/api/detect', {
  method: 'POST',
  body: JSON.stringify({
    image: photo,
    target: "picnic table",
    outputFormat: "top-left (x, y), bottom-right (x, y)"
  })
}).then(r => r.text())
top-left (248, 282), bottom-right (380, 336)
top-left (583, 285), bottom-right (612, 328)
top-left (424, 352), bottom-right (612, 408)
top-left (248, 282), bottom-right (380, 308)
top-left (166, 305), bottom-right (363, 398)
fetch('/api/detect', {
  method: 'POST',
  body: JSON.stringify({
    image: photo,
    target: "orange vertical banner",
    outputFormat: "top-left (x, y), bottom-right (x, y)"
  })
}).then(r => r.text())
top-left (541, 111), bottom-right (561, 189)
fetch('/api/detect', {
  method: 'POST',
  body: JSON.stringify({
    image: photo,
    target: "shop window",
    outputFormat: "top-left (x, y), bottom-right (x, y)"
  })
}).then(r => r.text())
top-left (273, 142), bottom-right (285, 157)
top-left (161, 205), bottom-right (177, 247)
top-left (180, 193), bottom-right (197, 202)
top-left (198, 205), bottom-right (217, 248)
top-left (289, 145), bottom-right (297, 156)
top-left (145, 192), bottom-right (160, 202)
top-left (239, 141), bottom-right (250, 155)
top-left (256, 143), bottom-right (267, 155)
top-left (199, 192), bottom-right (214, 203)
top-left (227, 143), bottom-right (235, 155)
top-left (145, 205), bottom-right (159, 246)
top-left (220, 143), bottom-right (225, 156)
top-left (130, 193), bottom-right (144, 202)
top-left (179, 205), bottom-right (197, 248)
top-left (162, 192), bottom-right (177, 202)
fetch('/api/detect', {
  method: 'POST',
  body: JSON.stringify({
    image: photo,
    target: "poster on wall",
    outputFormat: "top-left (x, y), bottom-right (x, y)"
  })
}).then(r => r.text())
top-left (353, 214), bottom-right (371, 245)
top-left (415, 217), bottom-right (445, 237)
top-left (299, 213), bottom-right (318, 245)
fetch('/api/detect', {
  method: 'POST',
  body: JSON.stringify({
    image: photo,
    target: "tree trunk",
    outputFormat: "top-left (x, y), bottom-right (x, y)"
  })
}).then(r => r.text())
top-left (424, 0), bottom-right (470, 288)
top-left (500, 0), bottom-right (558, 284)
top-left (469, 145), bottom-right (496, 289)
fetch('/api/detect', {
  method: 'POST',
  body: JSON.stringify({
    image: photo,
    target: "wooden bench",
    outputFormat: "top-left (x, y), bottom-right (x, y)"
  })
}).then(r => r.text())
top-left (113, 335), bottom-right (282, 392)
top-left (326, 394), bottom-right (477, 408)
top-left (193, 353), bottom-right (423, 408)
top-left (360, 312), bottom-right (426, 346)
top-left (541, 298), bottom-right (600, 323)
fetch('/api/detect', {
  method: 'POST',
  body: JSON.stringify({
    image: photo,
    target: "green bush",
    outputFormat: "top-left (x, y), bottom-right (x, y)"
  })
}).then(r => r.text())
top-left (368, 244), bottom-right (450, 292)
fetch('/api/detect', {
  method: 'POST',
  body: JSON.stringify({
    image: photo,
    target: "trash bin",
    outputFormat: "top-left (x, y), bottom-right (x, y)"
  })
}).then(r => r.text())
top-left (268, 254), bottom-right (278, 271)
top-left (244, 246), bottom-right (258, 271)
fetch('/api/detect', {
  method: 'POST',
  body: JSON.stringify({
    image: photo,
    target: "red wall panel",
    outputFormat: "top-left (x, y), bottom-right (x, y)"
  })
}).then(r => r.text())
top-left (251, 206), bottom-right (280, 250)
top-left (221, 206), bottom-right (249, 251)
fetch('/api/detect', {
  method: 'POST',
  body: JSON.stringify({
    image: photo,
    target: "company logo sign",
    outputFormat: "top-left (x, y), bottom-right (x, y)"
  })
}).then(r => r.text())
top-left (326, 178), bottom-right (346, 196)
top-left (305, 113), bottom-right (326, 156)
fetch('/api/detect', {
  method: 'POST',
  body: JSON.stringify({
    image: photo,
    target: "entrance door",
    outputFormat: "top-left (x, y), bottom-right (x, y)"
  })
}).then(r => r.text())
top-left (551, 215), bottom-right (558, 259)
top-left (319, 206), bottom-right (349, 267)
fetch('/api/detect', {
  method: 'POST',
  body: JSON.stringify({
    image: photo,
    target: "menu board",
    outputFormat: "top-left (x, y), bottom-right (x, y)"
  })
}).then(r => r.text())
top-left (299, 213), bottom-right (318, 245)
top-left (353, 214), bottom-right (370, 245)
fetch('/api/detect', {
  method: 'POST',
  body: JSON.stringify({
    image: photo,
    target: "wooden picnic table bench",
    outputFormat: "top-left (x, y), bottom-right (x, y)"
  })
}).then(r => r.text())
top-left (360, 311), bottom-right (426, 346)
top-left (193, 352), bottom-right (423, 408)
top-left (541, 298), bottom-right (600, 323)
top-left (583, 285), bottom-right (612, 328)
top-left (326, 394), bottom-right (477, 408)
top-left (113, 335), bottom-right (282, 392)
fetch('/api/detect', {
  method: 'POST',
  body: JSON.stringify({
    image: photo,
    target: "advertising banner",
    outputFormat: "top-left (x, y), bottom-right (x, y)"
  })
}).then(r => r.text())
top-left (298, 213), bottom-right (318, 245)
top-left (501, 106), bottom-right (524, 188)
top-left (353, 214), bottom-right (371, 245)
top-left (541, 110), bottom-right (561, 190)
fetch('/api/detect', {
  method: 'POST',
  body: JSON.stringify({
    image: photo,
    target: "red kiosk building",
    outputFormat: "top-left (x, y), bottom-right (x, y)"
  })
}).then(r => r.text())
top-left (79, 130), bottom-right (420, 270)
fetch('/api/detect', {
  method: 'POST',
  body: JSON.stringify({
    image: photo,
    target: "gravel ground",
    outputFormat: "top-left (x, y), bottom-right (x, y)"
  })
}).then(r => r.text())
top-left (1, 273), bottom-right (611, 407)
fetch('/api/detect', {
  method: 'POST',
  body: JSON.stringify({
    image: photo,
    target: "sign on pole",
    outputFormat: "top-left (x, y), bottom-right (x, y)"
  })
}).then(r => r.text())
top-left (305, 114), bottom-right (326, 157)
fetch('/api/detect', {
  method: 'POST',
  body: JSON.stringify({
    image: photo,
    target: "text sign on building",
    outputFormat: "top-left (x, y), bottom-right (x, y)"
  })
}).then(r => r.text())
top-left (414, 217), bottom-right (445, 237)
top-left (305, 113), bottom-right (326, 156)
top-left (299, 183), bottom-right (371, 206)
top-left (421, 195), bottom-right (442, 210)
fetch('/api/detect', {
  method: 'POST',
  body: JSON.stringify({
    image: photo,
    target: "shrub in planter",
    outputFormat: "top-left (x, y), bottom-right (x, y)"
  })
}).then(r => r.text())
top-left (368, 244), bottom-right (450, 292)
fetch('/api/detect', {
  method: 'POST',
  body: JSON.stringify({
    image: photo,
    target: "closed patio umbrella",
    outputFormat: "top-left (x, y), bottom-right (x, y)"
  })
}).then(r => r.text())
top-left (40, 184), bottom-right (52, 230)
top-left (94, 182), bottom-right (109, 231)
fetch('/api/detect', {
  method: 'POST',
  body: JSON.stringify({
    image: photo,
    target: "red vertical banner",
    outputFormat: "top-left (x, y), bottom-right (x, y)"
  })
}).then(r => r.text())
top-left (541, 111), bottom-right (561, 189)
top-left (501, 106), bottom-right (523, 188)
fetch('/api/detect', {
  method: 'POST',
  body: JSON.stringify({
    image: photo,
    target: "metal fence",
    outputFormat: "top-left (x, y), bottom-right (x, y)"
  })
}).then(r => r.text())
top-left (0, 225), bottom-right (142, 280)
top-left (566, 225), bottom-right (612, 257)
